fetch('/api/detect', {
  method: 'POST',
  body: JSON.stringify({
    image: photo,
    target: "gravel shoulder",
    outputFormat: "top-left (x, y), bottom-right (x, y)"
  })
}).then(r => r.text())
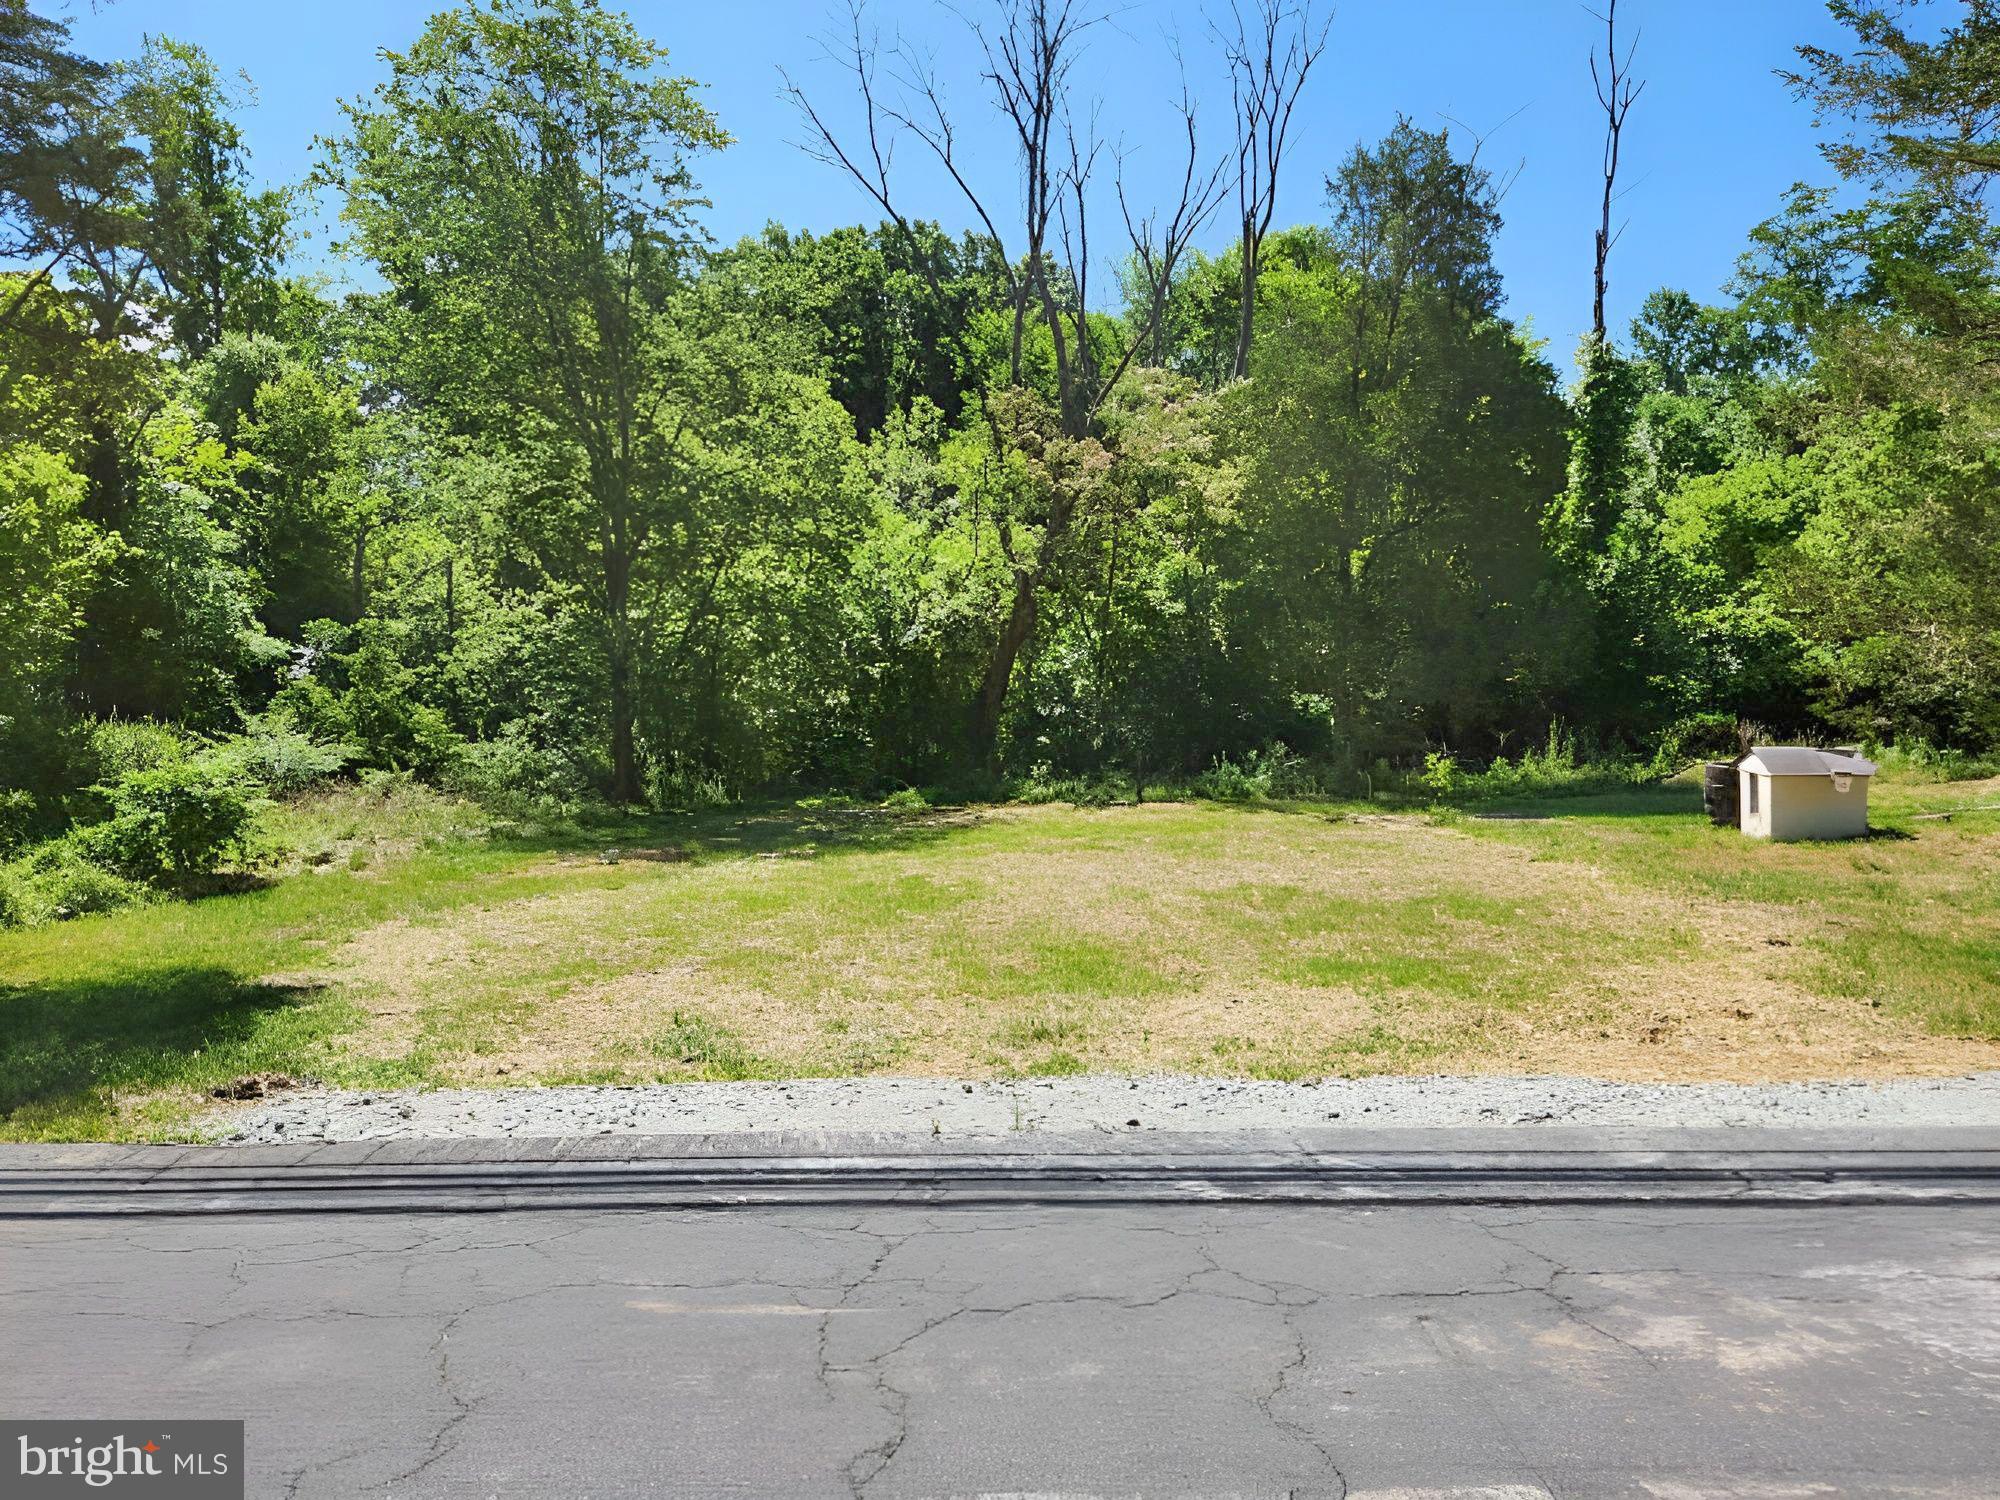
top-left (216, 1070), bottom-right (2000, 1143)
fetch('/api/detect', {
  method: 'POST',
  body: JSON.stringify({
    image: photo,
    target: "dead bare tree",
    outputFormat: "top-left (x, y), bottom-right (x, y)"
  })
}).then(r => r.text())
top-left (785, 0), bottom-right (1227, 763)
top-left (1218, 0), bottom-right (1329, 380)
top-left (1119, 71), bottom-right (1222, 367)
top-left (1588, 0), bottom-right (1644, 343)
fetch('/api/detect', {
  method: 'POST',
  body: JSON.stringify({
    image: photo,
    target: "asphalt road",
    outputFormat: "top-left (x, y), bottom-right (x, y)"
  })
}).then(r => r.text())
top-left (3, 1133), bottom-right (1998, 1498)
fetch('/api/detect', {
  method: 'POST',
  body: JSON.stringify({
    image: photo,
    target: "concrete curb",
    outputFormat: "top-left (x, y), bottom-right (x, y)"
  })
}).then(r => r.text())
top-left (6, 1127), bottom-right (2000, 1216)
top-left (10, 1122), bottom-right (2000, 1170)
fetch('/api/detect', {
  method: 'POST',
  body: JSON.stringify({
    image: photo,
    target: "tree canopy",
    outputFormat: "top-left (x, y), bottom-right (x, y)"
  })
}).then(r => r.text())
top-left (2, 0), bottom-right (1994, 857)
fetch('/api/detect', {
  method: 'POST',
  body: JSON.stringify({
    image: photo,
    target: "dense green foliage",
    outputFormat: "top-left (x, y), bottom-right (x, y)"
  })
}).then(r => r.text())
top-left (3, 0), bottom-right (1996, 924)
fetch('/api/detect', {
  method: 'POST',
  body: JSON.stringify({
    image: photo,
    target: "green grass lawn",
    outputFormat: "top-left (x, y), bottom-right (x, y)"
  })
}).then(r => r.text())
top-left (2, 773), bottom-right (1997, 1141)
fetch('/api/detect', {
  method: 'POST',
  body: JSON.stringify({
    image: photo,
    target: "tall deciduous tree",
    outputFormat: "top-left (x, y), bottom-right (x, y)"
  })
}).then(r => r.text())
top-left (1227, 123), bottom-right (1572, 756)
top-left (1786, 0), bottom-right (2000, 191)
top-left (1556, 0), bottom-right (1645, 565)
top-left (323, 0), bottom-right (729, 801)
top-left (1781, 0), bottom-right (2000, 370)
top-left (121, 37), bottom-right (289, 357)
top-left (0, 0), bottom-right (130, 335)
top-left (1546, 0), bottom-right (1647, 721)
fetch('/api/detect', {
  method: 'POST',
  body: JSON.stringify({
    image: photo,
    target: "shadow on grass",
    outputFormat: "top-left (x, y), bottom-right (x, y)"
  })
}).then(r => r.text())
top-left (0, 967), bottom-right (337, 1137)
top-left (483, 801), bottom-right (996, 864)
top-left (1179, 779), bottom-right (1706, 825)
top-left (180, 871), bottom-right (282, 899)
top-left (1446, 780), bottom-right (1705, 821)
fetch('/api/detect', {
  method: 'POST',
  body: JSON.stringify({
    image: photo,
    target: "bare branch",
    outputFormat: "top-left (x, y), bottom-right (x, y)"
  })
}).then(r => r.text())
top-left (1587, 0), bottom-right (1643, 342)
top-left (1214, 0), bottom-right (1330, 378)
top-left (782, 2), bottom-right (1016, 395)
top-left (1437, 105), bottom-right (1529, 206)
top-left (1114, 70), bottom-right (1230, 386)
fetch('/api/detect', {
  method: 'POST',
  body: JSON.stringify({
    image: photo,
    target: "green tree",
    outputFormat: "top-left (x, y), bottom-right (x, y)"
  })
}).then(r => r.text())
top-left (791, 0), bottom-right (1228, 765)
top-left (323, 0), bottom-right (730, 801)
top-left (1787, 0), bottom-right (2000, 191)
top-left (1224, 122), bottom-right (1574, 759)
top-left (715, 221), bottom-right (1005, 438)
top-left (120, 36), bottom-right (289, 356)
top-left (1776, 415), bottom-right (2000, 748)
top-left (1011, 368), bottom-right (1243, 780)
top-left (0, 441), bottom-right (106, 816)
top-left (68, 400), bottom-right (258, 724)
top-left (0, 0), bottom-right (133, 336)
top-left (1696, 0), bottom-right (2000, 748)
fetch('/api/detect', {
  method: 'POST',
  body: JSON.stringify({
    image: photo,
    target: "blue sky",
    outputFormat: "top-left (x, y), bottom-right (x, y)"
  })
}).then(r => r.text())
top-left (53, 0), bottom-right (1860, 374)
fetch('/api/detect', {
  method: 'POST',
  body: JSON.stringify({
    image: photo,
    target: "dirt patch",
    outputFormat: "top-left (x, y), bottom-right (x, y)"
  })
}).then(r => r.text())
top-left (1410, 962), bottom-right (1986, 1082)
top-left (317, 917), bottom-right (468, 1057)
top-left (552, 845), bottom-right (696, 866)
top-left (210, 1073), bottom-right (301, 1101)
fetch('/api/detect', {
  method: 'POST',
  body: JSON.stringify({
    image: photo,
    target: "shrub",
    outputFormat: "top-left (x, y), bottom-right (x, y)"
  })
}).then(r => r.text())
top-left (449, 725), bottom-right (598, 812)
top-left (1418, 751), bottom-right (1460, 799)
top-left (880, 787), bottom-right (929, 810)
top-left (265, 674), bottom-right (347, 746)
top-left (1014, 764), bottom-right (1121, 806)
top-left (646, 761), bottom-right (732, 812)
top-left (1, 843), bottom-right (154, 925)
top-left (1260, 744), bottom-right (1325, 799)
top-left (74, 760), bottom-right (260, 885)
top-left (0, 789), bottom-right (37, 856)
top-left (386, 702), bottom-right (464, 779)
top-left (208, 715), bottom-right (352, 795)
top-left (1868, 741), bottom-right (2000, 783)
top-left (0, 864), bottom-right (23, 928)
top-left (270, 621), bottom-right (464, 777)
top-left (1193, 755), bottom-right (1260, 801)
top-left (1420, 723), bottom-right (1654, 803)
top-left (356, 767), bottom-right (417, 799)
top-left (33, 847), bottom-right (154, 917)
top-left (1191, 743), bottom-right (1323, 802)
top-left (88, 718), bottom-right (192, 778)
top-left (1654, 712), bottom-right (1743, 771)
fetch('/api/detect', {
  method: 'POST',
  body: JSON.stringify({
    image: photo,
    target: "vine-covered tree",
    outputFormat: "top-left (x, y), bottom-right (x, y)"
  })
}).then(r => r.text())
top-left (790, 0), bottom-right (1228, 764)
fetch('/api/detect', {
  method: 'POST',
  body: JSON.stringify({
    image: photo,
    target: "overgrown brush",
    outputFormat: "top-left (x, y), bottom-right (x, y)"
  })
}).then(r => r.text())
top-left (1420, 724), bottom-right (1655, 803)
top-left (0, 715), bottom-right (352, 929)
top-left (1866, 742), bottom-right (2000, 783)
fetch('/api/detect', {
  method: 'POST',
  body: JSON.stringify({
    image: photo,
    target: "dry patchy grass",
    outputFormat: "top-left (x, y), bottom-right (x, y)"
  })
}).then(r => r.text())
top-left (6, 776), bottom-right (1996, 1138)
top-left (301, 793), bottom-right (1999, 1088)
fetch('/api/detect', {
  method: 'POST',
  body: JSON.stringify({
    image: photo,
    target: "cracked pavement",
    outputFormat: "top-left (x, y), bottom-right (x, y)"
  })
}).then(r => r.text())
top-left (4, 1191), bottom-right (1999, 1497)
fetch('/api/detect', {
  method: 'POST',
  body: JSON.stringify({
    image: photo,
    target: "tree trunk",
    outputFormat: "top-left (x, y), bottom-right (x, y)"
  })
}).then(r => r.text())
top-left (1232, 219), bottom-right (1257, 380)
top-left (602, 529), bottom-right (643, 804)
top-left (351, 522), bottom-right (369, 619)
top-left (82, 419), bottom-right (124, 527)
top-left (970, 569), bottom-right (1041, 768)
top-left (608, 651), bottom-right (640, 804)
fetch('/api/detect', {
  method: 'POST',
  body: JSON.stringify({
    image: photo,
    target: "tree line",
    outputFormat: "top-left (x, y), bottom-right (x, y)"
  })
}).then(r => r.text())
top-left (2, 0), bottom-right (1995, 859)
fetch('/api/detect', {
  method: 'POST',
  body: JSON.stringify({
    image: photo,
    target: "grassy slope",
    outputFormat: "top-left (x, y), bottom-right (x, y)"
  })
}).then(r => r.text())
top-left (1, 774), bottom-right (1996, 1141)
